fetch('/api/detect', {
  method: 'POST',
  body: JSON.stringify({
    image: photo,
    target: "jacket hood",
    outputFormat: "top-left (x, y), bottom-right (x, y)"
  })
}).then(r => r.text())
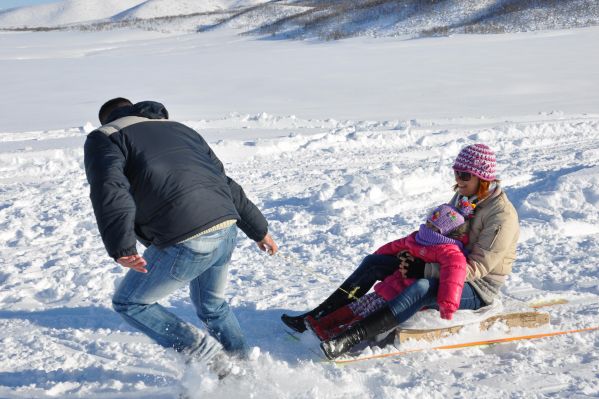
top-left (105, 101), bottom-right (169, 124)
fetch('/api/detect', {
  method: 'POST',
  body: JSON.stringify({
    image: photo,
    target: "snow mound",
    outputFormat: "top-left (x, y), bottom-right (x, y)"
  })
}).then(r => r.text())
top-left (520, 166), bottom-right (599, 237)
top-left (310, 164), bottom-right (447, 220)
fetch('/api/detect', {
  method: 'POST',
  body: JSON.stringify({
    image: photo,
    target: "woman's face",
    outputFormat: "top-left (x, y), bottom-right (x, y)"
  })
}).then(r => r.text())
top-left (454, 170), bottom-right (480, 197)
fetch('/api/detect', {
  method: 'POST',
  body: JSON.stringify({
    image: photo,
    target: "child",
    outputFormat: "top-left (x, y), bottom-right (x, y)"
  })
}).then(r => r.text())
top-left (306, 204), bottom-right (469, 341)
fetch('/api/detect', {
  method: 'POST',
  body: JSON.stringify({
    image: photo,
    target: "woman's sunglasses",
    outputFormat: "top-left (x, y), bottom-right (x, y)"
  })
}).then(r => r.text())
top-left (454, 170), bottom-right (472, 181)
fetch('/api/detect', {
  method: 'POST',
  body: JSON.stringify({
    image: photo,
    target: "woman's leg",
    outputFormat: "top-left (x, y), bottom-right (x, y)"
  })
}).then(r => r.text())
top-left (387, 280), bottom-right (484, 322)
top-left (455, 283), bottom-right (485, 310)
top-left (321, 280), bottom-right (486, 359)
top-left (307, 292), bottom-right (387, 341)
top-left (281, 254), bottom-right (400, 332)
top-left (339, 254), bottom-right (402, 298)
top-left (320, 278), bottom-right (433, 359)
top-left (386, 278), bottom-right (439, 323)
top-left (321, 280), bottom-right (437, 359)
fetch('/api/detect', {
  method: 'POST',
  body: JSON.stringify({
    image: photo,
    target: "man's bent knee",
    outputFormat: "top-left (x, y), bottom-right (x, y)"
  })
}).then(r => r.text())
top-left (200, 299), bottom-right (230, 321)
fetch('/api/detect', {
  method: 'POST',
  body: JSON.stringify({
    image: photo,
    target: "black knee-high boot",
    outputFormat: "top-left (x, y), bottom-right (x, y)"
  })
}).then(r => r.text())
top-left (320, 305), bottom-right (397, 359)
top-left (281, 286), bottom-right (359, 333)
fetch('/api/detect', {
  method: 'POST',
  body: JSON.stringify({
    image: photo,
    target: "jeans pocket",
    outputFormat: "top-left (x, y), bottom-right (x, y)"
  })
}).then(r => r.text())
top-left (170, 239), bottom-right (221, 282)
top-left (181, 236), bottom-right (222, 255)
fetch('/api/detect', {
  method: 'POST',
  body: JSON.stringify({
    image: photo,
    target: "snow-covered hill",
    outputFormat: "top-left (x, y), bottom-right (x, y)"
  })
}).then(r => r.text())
top-left (0, 0), bottom-right (142, 27)
top-left (258, 0), bottom-right (599, 39)
top-left (112, 0), bottom-right (268, 21)
top-left (0, 0), bottom-right (270, 28)
top-left (1, 0), bottom-right (598, 40)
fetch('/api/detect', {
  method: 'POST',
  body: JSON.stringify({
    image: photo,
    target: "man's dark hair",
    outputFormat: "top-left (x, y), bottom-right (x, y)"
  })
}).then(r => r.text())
top-left (98, 97), bottom-right (133, 125)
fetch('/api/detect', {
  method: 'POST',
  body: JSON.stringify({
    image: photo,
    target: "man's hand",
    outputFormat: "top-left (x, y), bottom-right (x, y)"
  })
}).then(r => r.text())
top-left (257, 234), bottom-right (278, 255)
top-left (117, 254), bottom-right (148, 273)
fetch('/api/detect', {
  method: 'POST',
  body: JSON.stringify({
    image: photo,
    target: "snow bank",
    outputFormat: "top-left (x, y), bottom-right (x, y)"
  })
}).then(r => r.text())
top-left (520, 166), bottom-right (599, 237)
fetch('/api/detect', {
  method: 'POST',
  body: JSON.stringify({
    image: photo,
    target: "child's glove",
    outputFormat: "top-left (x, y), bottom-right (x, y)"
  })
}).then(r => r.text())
top-left (397, 251), bottom-right (425, 279)
top-left (404, 261), bottom-right (425, 279)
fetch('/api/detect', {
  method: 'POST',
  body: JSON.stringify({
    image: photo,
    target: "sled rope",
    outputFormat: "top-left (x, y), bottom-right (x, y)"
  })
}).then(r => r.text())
top-left (275, 252), bottom-right (360, 300)
top-left (332, 325), bottom-right (599, 364)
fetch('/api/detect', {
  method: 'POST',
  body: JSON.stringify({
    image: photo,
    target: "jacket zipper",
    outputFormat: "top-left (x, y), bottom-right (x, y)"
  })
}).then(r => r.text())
top-left (489, 225), bottom-right (502, 249)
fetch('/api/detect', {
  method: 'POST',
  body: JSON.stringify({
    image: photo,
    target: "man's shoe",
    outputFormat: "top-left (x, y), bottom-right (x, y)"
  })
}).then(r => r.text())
top-left (206, 351), bottom-right (233, 380)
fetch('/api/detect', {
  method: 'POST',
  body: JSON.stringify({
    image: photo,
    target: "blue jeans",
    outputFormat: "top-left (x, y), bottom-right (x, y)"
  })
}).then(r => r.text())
top-left (341, 255), bottom-right (484, 322)
top-left (388, 278), bottom-right (484, 323)
top-left (112, 225), bottom-right (248, 360)
top-left (341, 254), bottom-right (402, 297)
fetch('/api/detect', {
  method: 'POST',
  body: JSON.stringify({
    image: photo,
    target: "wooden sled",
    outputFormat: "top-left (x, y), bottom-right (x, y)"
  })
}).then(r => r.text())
top-left (395, 311), bottom-right (550, 344)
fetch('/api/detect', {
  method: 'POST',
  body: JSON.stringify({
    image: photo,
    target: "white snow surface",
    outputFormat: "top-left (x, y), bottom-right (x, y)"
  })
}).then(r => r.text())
top-left (0, 26), bottom-right (599, 399)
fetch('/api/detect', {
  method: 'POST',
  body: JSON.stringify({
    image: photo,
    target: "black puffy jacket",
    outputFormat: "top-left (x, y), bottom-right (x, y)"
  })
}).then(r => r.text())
top-left (84, 101), bottom-right (268, 260)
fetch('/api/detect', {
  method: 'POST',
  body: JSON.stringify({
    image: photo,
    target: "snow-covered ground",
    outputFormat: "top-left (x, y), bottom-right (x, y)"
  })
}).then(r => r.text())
top-left (2, 26), bottom-right (599, 134)
top-left (0, 21), bottom-right (598, 399)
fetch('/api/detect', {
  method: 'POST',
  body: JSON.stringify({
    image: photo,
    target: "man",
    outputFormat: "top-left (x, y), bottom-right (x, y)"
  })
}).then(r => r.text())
top-left (84, 97), bottom-right (278, 376)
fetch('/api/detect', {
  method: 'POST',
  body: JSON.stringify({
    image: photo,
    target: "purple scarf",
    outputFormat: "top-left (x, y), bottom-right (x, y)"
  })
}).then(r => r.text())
top-left (414, 224), bottom-right (466, 253)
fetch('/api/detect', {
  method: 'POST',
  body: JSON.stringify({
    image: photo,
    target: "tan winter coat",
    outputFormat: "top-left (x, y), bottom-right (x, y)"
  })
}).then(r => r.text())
top-left (425, 186), bottom-right (520, 304)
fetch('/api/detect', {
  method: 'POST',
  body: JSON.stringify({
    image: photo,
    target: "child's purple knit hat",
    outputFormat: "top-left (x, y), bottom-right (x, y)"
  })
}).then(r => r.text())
top-left (428, 204), bottom-right (465, 235)
top-left (453, 143), bottom-right (497, 181)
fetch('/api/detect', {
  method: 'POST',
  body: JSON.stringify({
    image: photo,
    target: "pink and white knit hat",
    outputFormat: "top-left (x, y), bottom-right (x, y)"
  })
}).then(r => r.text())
top-left (453, 143), bottom-right (497, 181)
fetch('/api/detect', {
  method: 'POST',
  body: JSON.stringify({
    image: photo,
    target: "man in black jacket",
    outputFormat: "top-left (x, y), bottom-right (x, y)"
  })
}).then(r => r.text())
top-left (84, 97), bottom-right (278, 375)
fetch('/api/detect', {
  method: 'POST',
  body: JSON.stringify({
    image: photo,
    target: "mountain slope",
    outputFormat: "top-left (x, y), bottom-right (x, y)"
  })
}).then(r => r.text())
top-left (248, 0), bottom-right (599, 39)
top-left (1, 0), bottom-right (598, 39)
top-left (0, 0), bottom-right (270, 28)
top-left (111, 0), bottom-right (269, 21)
top-left (0, 0), bottom-right (142, 27)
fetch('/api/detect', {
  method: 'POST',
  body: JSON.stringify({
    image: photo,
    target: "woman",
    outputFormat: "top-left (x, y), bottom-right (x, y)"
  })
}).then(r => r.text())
top-left (305, 204), bottom-right (470, 342)
top-left (281, 143), bottom-right (520, 359)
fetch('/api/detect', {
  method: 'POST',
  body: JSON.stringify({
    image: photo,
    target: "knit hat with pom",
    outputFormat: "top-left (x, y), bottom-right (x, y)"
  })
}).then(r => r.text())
top-left (453, 143), bottom-right (497, 181)
top-left (428, 204), bottom-right (465, 235)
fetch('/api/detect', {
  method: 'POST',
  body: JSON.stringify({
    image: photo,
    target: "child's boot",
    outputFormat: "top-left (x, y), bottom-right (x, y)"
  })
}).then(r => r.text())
top-left (281, 286), bottom-right (358, 333)
top-left (304, 305), bottom-right (353, 340)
